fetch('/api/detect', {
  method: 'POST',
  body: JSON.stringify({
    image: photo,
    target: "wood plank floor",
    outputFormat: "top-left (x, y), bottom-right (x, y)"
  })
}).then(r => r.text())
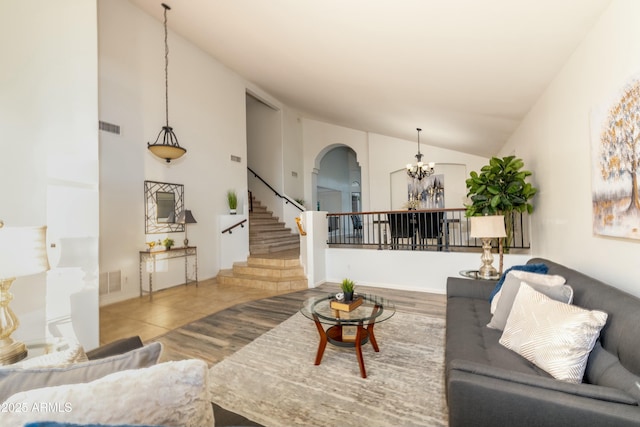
top-left (100, 279), bottom-right (446, 365)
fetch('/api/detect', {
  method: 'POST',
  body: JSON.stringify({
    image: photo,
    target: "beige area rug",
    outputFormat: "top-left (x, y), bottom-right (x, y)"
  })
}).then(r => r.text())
top-left (208, 311), bottom-right (448, 427)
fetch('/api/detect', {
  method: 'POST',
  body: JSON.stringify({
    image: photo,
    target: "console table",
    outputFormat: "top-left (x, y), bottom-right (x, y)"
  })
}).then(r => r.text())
top-left (139, 246), bottom-right (198, 300)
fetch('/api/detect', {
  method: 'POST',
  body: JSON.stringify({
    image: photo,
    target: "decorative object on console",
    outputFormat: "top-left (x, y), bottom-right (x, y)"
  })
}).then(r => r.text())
top-left (406, 128), bottom-right (435, 181)
top-left (162, 237), bottom-right (174, 250)
top-left (177, 210), bottom-right (197, 246)
top-left (0, 221), bottom-right (50, 365)
top-left (469, 215), bottom-right (506, 280)
top-left (146, 3), bottom-right (187, 163)
top-left (227, 189), bottom-right (238, 214)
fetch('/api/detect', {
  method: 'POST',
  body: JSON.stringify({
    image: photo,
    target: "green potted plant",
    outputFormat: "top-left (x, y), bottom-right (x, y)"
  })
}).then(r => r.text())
top-left (465, 156), bottom-right (537, 273)
top-left (227, 190), bottom-right (238, 214)
top-left (341, 278), bottom-right (355, 302)
top-left (465, 156), bottom-right (537, 249)
top-left (162, 237), bottom-right (174, 250)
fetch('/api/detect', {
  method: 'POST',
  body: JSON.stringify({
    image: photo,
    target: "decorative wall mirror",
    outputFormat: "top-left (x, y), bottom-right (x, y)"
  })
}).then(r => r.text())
top-left (144, 180), bottom-right (185, 234)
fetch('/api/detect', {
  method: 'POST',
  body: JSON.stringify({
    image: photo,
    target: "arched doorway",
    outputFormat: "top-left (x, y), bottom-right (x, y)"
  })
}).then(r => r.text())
top-left (316, 146), bottom-right (361, 214)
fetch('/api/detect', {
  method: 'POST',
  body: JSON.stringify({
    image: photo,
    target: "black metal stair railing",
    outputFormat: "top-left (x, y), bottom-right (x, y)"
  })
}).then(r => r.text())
top-left (248, 167), bottom-right (303, 212)
top-left (326, 209), bottom-right (531, 252)
top-left (221, 219), bottom-right (247, 234)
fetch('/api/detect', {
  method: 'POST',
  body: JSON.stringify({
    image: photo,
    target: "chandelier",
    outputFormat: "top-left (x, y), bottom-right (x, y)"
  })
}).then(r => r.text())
top-left (406, 128), bottom-right (434, 180)
top-left (147, 3), bottom-right (187, 163)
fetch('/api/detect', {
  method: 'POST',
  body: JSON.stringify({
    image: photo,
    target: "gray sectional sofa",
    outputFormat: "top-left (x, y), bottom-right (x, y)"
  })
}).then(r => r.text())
top-left (445, 257), bottom-right (640, 427)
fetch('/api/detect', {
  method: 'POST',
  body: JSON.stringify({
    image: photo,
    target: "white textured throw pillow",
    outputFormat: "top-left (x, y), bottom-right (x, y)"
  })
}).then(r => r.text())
top-left (3, 359), bottom-right (215, 427)
top-left (499, 283), bottom-right (607, 383)
top-left (488, 272), bottom-right (571, 330)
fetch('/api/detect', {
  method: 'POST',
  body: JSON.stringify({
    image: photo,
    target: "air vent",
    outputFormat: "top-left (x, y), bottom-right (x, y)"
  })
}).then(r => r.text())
top-left (99, 121), bottom-right (121, 135)
top-left (231, 155), bottom-right (241, 163)
top-left (99, 270), bottom-right (122, 295)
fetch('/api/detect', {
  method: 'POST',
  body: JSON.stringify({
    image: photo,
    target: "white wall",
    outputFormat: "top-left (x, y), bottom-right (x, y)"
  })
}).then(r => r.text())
top-left (499, 0), bottom-right (640, 296)
top-left (99, 0), bottom-right (248, 303)
top-left (327, 249), bottom-right (529, 294)
top-left (368, 133), bottom-right (489, 211)
top-left (303, 119), bottom-right (371, 212)
top-left (1, 0), bottom-right (99, 349)
top-left (282, 106), bottom-right (305, 204)
top-left (303, 118), bottom-right (489, 214)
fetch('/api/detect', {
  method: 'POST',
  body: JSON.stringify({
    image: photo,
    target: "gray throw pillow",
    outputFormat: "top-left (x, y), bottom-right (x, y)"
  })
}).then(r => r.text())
top-left (0, 342), bottom-right (162, 402)
top-left (488, 272), bottom-right (572, 330)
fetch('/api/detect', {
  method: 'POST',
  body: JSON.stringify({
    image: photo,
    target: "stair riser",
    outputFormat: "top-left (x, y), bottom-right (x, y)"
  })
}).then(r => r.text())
top-left (247, 257), bottom-right (301, 268)
top-left (250, 243), bottom-right (301, 254)
top-left (249, 224), bottom-right (286, 231)
top-left (248, 196), bottom-right (300, 255)
top-left (249, 230), bottom-right (293, 237)
top-left (234, 265), bottom-right (304, 278)
top-left (250, 236), bottom-right (299, 244)
top-left (250, 213), bottom-right (276, 219)
top-left (217, 275), bottom-right (307, 291)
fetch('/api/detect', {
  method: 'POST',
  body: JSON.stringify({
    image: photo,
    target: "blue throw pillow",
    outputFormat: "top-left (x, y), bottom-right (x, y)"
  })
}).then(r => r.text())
top-left (488, 263), bottom-right (548, 302)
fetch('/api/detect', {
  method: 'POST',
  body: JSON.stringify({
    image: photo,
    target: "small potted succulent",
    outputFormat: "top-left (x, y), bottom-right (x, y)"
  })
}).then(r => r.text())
top-left (227, 190), bottom-right (238, 214)
top-left (341, 278), bottom-right (355, 302)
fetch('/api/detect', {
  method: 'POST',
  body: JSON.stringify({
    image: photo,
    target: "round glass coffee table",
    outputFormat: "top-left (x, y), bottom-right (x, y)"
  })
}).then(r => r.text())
top-left (300, 293), bottom-right (395, 378)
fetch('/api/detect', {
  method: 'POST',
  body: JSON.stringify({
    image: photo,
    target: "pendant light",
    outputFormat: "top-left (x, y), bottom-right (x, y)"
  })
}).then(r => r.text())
top-left (147, 3), bottom-right (186, 163)
top-left (406, 128), bottom-right (434, 180)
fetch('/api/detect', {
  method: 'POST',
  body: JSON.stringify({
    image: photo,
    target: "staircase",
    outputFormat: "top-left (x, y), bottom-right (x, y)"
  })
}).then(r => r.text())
top-left (216, 250), bottom-right (307, 291)
top-left (249, 198), bottom-right (300, 254)
top-left (216, 196), bottom-right (307, 291)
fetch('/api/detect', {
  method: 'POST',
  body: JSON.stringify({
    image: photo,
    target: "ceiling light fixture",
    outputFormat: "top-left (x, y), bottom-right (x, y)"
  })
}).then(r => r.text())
top-left (406, 128), bottom-right (434, 180)
top-left (147, 3), bottom-right (186, 163)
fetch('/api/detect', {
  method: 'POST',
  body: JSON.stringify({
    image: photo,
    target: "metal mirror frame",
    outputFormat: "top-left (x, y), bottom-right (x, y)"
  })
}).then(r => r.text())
top-left (144, 180), bottom-right (185, 234)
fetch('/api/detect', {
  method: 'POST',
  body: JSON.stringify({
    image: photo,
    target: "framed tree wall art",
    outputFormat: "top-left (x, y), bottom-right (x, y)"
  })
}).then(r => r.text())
top-left (591, 74), bottom-right (640, 240)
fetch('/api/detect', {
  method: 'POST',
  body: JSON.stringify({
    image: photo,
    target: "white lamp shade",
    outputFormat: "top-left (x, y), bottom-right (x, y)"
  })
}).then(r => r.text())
top-left (0, 226), bottom-right (50, 278)
top-left (469, 216), bottom-right (506, 238)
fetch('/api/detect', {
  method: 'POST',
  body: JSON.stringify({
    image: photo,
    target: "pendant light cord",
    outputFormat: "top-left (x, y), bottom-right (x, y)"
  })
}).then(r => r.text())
top-left (163, 3), bottom-right (170, 128)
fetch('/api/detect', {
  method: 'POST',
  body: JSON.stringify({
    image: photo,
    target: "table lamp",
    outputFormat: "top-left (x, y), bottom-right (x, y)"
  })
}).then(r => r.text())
top-left (469, 215), bottom-right (506, 280)
top-left (0, 221), bottom-right (50, 364)
top-left (176, 210), bottom-right (197, 247)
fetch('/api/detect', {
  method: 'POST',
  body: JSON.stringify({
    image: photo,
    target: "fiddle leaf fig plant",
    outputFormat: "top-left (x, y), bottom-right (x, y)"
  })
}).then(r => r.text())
top-left (465, 155), bottom-right (537, 251)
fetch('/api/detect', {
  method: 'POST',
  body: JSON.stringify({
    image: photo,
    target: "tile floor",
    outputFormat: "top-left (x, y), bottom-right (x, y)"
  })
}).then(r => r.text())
top-left (99, 278), bottom-right (291, 345)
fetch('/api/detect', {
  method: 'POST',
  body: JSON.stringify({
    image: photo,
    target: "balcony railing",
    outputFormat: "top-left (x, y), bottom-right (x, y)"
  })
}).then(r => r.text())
top-left (326, 209), bottom-right (530, 252)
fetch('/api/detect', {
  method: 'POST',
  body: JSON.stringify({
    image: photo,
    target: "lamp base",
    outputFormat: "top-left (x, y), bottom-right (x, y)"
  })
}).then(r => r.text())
top-left (478, 238), bottom-right (498, 280)
top-left (0, 338), bottom-right (27, 365)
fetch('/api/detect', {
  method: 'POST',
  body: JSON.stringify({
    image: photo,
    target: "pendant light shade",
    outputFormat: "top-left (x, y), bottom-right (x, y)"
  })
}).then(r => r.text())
top-left (147, 3), bottom-right (186, 163)
top-left (148, 126), bottom-right (186, 163)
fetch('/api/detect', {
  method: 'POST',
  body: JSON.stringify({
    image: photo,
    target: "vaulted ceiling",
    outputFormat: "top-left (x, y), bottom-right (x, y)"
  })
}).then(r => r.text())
top-left (131, 0), bottom-right (612, 157)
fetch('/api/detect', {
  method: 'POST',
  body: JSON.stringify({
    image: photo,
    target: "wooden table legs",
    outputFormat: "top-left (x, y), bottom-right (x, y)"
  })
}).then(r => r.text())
top-left (312, 315), bottom-right (328, 365)
top-left (312, 315), bottom-right (380, 379)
